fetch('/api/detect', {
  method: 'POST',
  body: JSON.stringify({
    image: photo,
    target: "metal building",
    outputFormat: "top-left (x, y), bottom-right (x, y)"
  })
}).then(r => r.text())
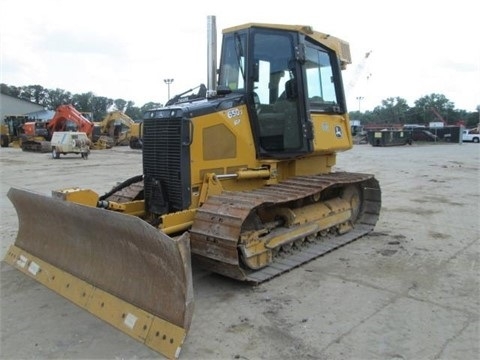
top-left (0, 93), bottom-right (45, 123)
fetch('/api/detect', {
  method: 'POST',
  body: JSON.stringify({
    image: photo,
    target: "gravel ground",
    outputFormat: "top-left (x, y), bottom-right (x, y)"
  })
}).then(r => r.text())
top-left (1, 142), bottom-right (479, 360)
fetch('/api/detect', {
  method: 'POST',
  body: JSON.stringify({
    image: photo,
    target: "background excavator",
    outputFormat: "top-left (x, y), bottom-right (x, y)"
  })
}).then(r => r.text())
top-left (4, 16), bottom-right (381, 359)
top-left (128, 119), bottom-right (144, 149)
top-left (18, 120), bottom-right (52, 152)
top-left (92, 110), bottom-right (135, 148)
top-left (12, 105), bottom-right (95, 152)
top-left (47, 104), bottom-right (94, 136)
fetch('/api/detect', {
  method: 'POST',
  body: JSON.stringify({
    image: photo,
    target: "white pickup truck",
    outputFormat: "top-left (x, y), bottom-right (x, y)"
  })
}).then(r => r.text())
top-left (462, 129), bottom-right (480, 143)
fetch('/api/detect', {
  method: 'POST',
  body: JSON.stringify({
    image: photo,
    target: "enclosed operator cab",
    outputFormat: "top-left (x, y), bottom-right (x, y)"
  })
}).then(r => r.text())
top-left (218, 24), bottom-right (353, 159)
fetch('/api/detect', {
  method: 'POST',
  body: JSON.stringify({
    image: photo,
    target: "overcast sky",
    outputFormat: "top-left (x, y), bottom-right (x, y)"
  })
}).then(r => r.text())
top-left (1, 0), bottom-right (478, 112)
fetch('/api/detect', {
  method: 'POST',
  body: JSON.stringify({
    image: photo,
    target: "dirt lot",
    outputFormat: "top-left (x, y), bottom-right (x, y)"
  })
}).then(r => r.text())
top-left (1, 143), bottom-right (479, 360)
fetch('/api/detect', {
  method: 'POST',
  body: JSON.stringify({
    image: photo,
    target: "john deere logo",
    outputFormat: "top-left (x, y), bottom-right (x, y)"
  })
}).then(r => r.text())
top-left (335, 126), bottom-right (343, 138)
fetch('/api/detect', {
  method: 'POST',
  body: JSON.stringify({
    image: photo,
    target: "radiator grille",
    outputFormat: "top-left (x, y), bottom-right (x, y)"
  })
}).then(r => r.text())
top-left (143, 116), bottom-right (191, 214)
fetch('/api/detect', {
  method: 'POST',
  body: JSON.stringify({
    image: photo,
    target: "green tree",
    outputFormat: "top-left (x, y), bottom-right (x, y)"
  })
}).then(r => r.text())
top-left (0, 83), bottom-right (21, 97)
top-left (90, 96), bottom-right (112, 120)
top-left (123, 101), bottom-right (143, 120)
top-left (413, 93), bottom-right (455, 124)
top-left (141, 102), bottom-right (162, 112)
top-left (48, 88), bottom-right (73, 110)
top-left (112, 99), bottom-right (128, 112)
top-left (20, 85), bottom-right (49, 106)
top-left (72, 92), bottom-right (96, 112)
top-left (370, 97), bottom-right (409, 124)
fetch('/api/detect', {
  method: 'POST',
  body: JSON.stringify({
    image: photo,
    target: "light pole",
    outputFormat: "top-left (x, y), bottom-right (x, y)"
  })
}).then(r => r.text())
top-left (356, 96), bottom-right (364, 112)
top-left (164, 78), bottom-right (174, 100)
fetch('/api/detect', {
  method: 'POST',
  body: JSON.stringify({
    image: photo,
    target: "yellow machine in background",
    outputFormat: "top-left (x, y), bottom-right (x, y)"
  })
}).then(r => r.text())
top-left (92, 110), bottom-right (136, 148)
top-left (128, 120), bottom-right (143, 149)
top-left (4, 17), bottom-right (381, 359)
top-left (0, 115), bottom-right (29, 148)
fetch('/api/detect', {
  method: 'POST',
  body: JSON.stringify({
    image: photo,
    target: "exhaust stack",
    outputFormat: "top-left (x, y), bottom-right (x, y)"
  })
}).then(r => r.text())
top-left (207, 15), bottom-right (217, 95)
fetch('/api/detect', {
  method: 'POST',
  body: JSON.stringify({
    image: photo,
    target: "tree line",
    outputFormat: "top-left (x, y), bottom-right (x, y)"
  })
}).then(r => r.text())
top-left (1, 83), bottom-right (479, 128)
top-left (1, 83), bottom-right (162, 121)
top-left (349, 94), bottom-right (479, 128)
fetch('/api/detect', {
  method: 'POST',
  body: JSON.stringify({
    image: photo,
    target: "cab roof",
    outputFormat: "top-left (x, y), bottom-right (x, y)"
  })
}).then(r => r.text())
top-left (222, 22), bottom-right (351, 69)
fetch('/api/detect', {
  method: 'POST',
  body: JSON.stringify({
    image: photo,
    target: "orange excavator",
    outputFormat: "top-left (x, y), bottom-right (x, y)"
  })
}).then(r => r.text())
top-left (19, 121), bottom-right (52, 152)
top-left (48, 106), bottom-right (127, 149)
top-left (17, 105), bottom-right (95, 152)
top-left (47, 104), bottom-right (95, 135)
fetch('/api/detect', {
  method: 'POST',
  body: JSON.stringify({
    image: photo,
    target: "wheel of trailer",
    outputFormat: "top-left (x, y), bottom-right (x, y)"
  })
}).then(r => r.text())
top-left (341, 185), bottom-right (362, 222)
top-left (81, 152), bottom-right (88, 160)
top-left (52, 148), bottom-right (60, 159)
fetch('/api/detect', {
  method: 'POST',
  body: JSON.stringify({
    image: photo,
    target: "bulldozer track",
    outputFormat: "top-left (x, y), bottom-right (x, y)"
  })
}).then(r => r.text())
top-left (190, 172), bottom-right (381, 283)
top-left (100, 172), bottom-right (381, 284)
top-left (105, 181), bottom-right (144, 203)
top-left (246, 223), bottom-right (374, 283)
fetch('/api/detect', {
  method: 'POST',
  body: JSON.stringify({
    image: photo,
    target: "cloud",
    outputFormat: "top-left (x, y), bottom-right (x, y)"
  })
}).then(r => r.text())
top-left (38, 31), bottom-right (126, 56)
top-left (1, 0), bottom-right (478, 111)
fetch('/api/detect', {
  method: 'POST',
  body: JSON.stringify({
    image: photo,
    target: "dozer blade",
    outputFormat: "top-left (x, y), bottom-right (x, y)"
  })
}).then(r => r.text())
top-left (3, 187), bottom-right (194, 359)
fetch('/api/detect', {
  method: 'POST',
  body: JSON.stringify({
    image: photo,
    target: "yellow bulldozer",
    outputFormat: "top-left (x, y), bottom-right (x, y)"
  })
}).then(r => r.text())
top-left (4, 16), bottom-right (381, 359)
